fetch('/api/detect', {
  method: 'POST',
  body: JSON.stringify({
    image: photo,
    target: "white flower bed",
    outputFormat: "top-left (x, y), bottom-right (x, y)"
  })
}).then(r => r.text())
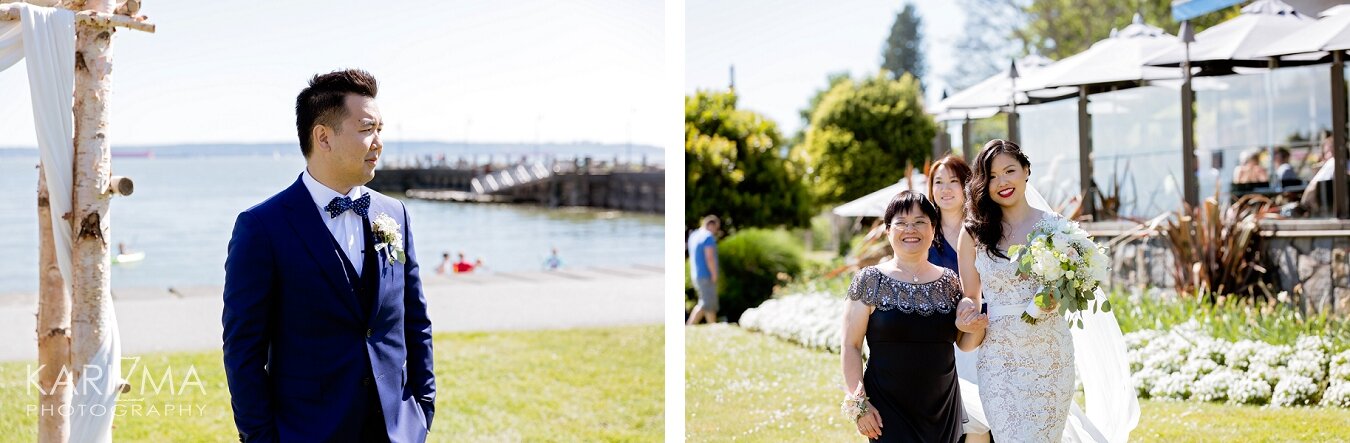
top-left (739, 293), bottom-right (1350, 408)
top-left (1332, 350), bottom-right (1350, 382)
top-left (739, 292), bottom-right (846, 353)
top-left (1114, 320), bottom-right (1345, 408)
top-left (1323, 382), bottom-right (1350, 408)
top-left (1272, 375), bottom-right (1320, 406)
top-left (1230, 375), bottom-right (1273, 405)
top-left (1193, 368), bottom-right (1242, 402)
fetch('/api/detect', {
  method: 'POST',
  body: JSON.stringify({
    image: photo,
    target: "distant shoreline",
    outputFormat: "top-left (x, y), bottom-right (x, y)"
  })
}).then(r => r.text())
top-left (0, 140), bottom-right (665, 158)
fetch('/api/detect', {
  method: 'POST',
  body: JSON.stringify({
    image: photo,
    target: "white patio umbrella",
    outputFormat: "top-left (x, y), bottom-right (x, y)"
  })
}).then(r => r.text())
top-left (934, 56), bottom-right (1072, 158)
top-left (1147, 0), bottom-right (1316, 69)
top-left (1022, 15), bottom-right (1182, 89)
top-left (935, 55), bottom-right (1070, 112)
top-left (832, 172), bottom-right (928, 218)
top-left (931, 106), bottom-right (999, 123)
top-left (1256, 4), bottom-right (1350, 56)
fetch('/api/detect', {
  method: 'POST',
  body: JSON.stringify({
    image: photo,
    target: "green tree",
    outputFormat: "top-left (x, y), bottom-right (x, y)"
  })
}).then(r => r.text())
top-left (802, 72), bottom-right (937, 205)
top-left (882, 3), bottom-right (926, 85)
top-left (686, 90), bottom-right (813, 231)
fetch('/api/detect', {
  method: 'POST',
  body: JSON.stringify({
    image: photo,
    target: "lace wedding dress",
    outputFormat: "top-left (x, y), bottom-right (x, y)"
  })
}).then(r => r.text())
top-left (973, 212), bottom-right (1075, 441)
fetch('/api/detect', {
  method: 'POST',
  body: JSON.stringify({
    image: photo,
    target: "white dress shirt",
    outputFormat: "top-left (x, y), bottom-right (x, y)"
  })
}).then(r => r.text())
top-left (301, 169), bottom-right (367, 277)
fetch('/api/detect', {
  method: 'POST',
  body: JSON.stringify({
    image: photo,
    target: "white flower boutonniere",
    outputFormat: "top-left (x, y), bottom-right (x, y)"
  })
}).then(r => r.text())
top-left (371, 212), bottom-right (406, 265)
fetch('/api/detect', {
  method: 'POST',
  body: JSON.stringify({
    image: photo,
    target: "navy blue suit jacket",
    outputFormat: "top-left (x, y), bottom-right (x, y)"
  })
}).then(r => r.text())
top-left (223, 175), bottom-right (436, 442)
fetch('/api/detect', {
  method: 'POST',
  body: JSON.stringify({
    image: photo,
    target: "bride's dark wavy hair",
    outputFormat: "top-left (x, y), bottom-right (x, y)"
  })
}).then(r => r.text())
top-left (964, 139), bottom-right (1031, 260)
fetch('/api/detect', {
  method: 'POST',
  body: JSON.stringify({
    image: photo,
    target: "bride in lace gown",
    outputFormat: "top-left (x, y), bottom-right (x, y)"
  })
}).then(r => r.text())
top-left (957, 140), bottom-right (1074, 440)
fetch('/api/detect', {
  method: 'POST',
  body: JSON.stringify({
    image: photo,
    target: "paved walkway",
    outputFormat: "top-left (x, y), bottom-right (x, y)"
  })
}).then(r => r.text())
top-left (0, 265), bottom-right (663, 362)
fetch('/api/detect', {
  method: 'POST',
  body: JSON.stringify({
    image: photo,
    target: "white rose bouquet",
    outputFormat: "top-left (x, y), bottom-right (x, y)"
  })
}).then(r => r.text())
top-left (1007, 216), bottom-right (1112, 328)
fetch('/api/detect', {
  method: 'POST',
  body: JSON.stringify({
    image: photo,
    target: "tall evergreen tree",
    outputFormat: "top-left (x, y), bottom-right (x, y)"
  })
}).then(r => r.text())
top-left (882, 3), bottom-right (926, 87)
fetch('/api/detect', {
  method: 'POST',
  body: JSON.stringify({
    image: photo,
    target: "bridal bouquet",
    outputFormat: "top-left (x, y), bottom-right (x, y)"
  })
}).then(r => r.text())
top-left (1007, 216), bottom-right (1112, 328)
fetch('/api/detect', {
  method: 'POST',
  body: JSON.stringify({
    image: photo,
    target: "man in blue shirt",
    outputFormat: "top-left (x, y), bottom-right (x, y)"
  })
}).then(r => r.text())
top-left (687, 215), bottom-right (721, 325)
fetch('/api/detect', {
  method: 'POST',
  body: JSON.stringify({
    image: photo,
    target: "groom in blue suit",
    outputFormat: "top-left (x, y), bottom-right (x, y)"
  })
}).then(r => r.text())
top-left (224, 69), bottom-right (436, 442)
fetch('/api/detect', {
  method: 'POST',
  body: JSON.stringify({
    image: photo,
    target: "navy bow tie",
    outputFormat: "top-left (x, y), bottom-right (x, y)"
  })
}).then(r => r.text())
top-left (325, 193), bottom-right (370, 219)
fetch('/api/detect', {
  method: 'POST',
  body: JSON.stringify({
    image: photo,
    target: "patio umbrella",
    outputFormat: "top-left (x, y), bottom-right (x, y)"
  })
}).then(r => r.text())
top-left (935, 55), bottom-right (1070, 112)
top-left (1147, 0), bottom-right (1315, 70)
top-left (934, 56), bottom-right (1072, 158)
top-left (832, 172), bottom-right (928, 218)
top-left (1256, 5), bottom-right (1350, 56)
top-left (1025, 15), bottom-right (1181, 89)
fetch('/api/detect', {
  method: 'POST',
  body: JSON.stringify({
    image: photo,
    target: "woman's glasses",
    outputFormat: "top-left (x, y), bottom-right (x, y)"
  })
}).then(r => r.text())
top-left (887, 220), bottom-right (931, 231)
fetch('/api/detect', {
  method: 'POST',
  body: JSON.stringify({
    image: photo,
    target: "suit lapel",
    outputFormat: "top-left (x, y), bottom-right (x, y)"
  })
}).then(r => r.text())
top-left (365, 196), bottom-right (389, 324)
top-left (280, 176), bottom-right (363, 321)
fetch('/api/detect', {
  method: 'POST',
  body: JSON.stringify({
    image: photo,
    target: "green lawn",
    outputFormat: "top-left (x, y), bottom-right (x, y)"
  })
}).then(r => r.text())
top-left (686, 324), bottom-right (1350, 442)
top-left (0, 325), bottom-right (663, 442)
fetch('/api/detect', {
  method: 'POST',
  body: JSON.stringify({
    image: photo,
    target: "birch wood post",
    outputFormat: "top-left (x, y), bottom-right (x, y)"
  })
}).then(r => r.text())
top-left (37, 163), bottom-right (72, 443)
top-left (69, 0), bottom-right (119, 432)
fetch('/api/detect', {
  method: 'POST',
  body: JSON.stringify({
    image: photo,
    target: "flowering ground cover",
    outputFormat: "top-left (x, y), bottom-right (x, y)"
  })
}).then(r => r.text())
top-left (689, 323), bottom-right (1350, 442)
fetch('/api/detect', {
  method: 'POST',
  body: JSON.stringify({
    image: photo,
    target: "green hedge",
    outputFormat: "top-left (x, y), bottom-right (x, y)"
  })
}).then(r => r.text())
top-left (686, 229), bottom-right (805, 322)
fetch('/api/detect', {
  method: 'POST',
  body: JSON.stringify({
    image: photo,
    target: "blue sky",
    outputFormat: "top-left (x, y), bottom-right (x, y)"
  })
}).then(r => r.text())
top-left (0, 0), bottom-right (665, 148)
top-left (685, 0), bottom-right (965, 136)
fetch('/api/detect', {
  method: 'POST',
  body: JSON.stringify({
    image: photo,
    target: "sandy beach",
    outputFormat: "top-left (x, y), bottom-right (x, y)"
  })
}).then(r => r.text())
top-left (0, 264), bottom-right (662, 362)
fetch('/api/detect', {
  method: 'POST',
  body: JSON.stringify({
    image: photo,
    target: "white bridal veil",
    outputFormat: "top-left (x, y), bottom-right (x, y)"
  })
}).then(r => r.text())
top-left (956, 184), bottom-right (1140, 442)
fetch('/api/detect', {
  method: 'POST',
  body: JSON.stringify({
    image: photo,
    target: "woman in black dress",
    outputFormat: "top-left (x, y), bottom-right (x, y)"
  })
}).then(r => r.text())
top-left (841, 191), bottom-right (988, 442)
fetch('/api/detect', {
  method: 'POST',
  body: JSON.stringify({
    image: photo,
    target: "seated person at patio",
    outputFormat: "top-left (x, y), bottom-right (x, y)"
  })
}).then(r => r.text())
top-left (1274, 147), bottom-right (1298, 182)
top-left (1233, 149), bottom-right (1269, 185)
top-left (1300, 137), bottom-right (1350, 215)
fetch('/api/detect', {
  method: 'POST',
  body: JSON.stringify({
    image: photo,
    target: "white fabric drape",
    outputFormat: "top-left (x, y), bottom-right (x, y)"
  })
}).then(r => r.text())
top-left (1, 4), bottom-right (122, 442)
top-left (1025, 185), bottom-right (1139, 442)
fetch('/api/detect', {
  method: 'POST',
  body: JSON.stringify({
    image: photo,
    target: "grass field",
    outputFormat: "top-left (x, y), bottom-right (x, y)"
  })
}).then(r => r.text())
top-left (686, 324), bottom-right (1350, 442)
top-left (0, 325), bottom-right (663, 442)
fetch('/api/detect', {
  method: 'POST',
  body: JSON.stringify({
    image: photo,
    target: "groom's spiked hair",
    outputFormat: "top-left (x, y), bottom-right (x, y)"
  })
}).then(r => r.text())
top-left (296, 69), bottom-right (379, 158)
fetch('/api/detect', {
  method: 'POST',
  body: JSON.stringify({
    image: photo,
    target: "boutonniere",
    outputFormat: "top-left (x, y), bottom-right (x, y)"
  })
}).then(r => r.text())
top-left (371, 212), bottom-right (406, 264)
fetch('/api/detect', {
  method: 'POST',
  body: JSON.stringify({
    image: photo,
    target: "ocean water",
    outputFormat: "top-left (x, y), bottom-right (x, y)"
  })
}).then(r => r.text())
top-left (0, 154), bottom-right (663, 293)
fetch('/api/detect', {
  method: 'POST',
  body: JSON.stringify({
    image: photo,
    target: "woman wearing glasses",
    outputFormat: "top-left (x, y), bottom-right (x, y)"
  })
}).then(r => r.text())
top-left (840, 191), bottom-right (989, 442)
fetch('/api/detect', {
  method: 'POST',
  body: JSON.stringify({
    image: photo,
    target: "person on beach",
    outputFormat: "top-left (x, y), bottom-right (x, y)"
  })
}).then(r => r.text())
top-left (686, 214), bottom-right (721, 325)
top-left (453, 252), bottom-right (476, 273)
top-left (436, 252), bottom-right (452, 275)
top-left (543, 247), bottom-right (563, 271)
top-left (223, 69), bottom-right (436, 442)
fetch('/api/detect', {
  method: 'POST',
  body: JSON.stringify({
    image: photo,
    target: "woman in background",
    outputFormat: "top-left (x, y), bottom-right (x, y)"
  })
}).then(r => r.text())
top-left (926, 155), bottom-right (991, 443)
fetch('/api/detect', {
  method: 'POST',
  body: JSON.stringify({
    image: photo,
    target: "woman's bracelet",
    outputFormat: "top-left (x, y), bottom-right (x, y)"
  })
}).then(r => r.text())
top-left (840, 391), bottom-right (868, 422)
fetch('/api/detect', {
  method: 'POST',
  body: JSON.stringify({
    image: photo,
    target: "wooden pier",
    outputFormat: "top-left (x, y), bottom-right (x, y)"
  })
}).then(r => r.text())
top-left (367, 158), bottom-right (664, 213)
